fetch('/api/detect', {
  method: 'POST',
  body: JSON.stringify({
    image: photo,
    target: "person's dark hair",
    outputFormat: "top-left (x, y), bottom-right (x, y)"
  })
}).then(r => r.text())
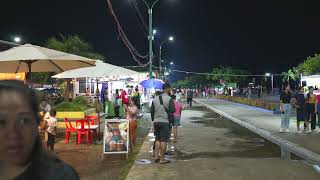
top-left (0, 80), bottom-right (40, 123)
top-left (172, 95), bottom-right (176, 100)
top-left (0, 80), bottom-right (61, 179)
top-left (50, 109), bottom-right (57, 117)
top-left (282, 83), bottom-right (289, 91)
top-left (299, 86), bottom-right (304, 92)
top-left (307, 86), bottom-right (314, 101)
top-left (162, 83), bottom-right (171, 91)
top-left (116, 89), bottom-right (119, 94)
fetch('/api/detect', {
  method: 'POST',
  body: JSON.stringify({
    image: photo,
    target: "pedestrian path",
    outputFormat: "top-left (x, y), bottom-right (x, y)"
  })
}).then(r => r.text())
top-left (195, 98), bottom-right (320, 159)
top-left (125, 103), bottom-right (320, 180)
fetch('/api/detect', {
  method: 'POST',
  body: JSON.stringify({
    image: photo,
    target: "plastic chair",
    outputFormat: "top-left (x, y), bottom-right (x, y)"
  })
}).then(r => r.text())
top-left (87, 115), bottom-right (99, 125)
top-left (76, 119), bottom-right (91, 144)
top-left (86, 115), bottom-right (99, 142)
top-left (64, 118), bottom-right (77, 144)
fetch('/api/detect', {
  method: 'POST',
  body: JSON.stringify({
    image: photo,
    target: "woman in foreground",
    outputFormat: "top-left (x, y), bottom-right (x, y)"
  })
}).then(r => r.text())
top-left (0, 80), bottom-right (79, 180)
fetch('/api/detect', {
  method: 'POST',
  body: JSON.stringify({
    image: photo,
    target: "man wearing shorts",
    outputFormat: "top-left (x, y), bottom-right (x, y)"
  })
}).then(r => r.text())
top-left (151, 83), bottom-right (175, 164)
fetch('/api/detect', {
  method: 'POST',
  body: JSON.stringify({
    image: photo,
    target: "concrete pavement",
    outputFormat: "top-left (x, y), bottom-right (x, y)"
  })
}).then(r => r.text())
top-left (125, 104), bottom-right (319, 180)
top-left (196, 98), bottom-right (320, 156)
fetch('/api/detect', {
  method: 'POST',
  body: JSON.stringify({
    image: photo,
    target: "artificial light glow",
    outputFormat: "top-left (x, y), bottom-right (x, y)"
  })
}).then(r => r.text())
top-left (153, 29), bottom-right (157, 35)
top-left (170, 62), bottom-right (173, 65)
top-left (169, 36), bottom-right (174, 41)
top-left (14, 37), bottom-right (21, 43)
top-left (265, 73), bottom-right (271, 77)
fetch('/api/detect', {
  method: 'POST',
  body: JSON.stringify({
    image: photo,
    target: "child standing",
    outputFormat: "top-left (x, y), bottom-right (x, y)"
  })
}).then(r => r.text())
top-left (46, 109), bottom-right (57, 151)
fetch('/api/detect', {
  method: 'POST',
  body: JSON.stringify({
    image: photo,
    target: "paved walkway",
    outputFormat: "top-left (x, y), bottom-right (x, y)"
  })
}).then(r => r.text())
top-left (125, 103), bottom-right (320, 180)
top-left (196, 98), bottom-right (320, 156)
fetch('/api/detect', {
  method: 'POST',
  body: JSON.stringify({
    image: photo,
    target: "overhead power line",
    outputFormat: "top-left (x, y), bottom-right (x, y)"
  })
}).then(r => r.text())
top-left (106, 0), bottom-right (150, 67)
top-left (123, 65), bottom-right (285, 77)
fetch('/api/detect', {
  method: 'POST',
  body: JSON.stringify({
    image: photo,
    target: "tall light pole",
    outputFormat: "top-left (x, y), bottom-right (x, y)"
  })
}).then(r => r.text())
top-left (159, 36), bottom-right (174, 79)
top-left (265, 73), bottom-right (273, 94)
top-left (142, 0), bottom-right (159, 79)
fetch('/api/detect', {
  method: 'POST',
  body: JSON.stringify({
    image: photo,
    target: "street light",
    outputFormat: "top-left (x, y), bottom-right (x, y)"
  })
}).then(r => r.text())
top-left (14, 36), bottom-right (21, 43)
top-left (170, 61), bottom-right (173, 65)
top-left (153, 29), bottom-right (157, 35)
top-left (159, 36), bottom-right (174, 79)
top-left (265, 72), bottom-right (274, 94)
top-left (141, 0), bottom-right (160, 79)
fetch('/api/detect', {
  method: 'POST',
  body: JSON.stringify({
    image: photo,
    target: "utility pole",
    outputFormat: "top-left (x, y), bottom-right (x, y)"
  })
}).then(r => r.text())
top-left (159, 45), bottom-right (162, 79)
top-left (142, 0), bottom-right (159, 79)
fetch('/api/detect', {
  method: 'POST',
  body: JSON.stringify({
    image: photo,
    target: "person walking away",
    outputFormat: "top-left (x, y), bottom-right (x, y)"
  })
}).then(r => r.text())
top-left (46, 109), bottom-right (57, 151)
top-left (172, 95), bottom-right (182, 143)
top-left (316, 93), bottom-right (320, 129)
top-left (293, 87), bottom-right (307, 133)
top-left (280, 84), bottom-right (292, 133)
top-left (151, 83), bottom-right (175, 164)
top-left (114, 89), bottom-right (120, 118)
top-left (0, 80), bottom-right (79, 180)
top-left (306, 87), bottom-right (317, 133)
top-left (187, 89), bottom-right (193, 108)
top-left (125, 99), bottom-right (139, 150)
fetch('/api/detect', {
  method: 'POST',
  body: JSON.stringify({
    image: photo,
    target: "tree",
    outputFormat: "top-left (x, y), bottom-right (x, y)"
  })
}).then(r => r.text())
top-left (172, 75), bottom-right (207, 88)
top-left (207, 66), bottom-right (250, 86)
top-left (282, 67), bottom-right (300, 89)
top-left (297, 53), bottom-right (320, 75)
top-left (46, 35), bottom-right (105, 60)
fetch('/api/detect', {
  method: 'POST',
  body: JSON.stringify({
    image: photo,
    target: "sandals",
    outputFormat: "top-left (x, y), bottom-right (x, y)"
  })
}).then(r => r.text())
top-left (159, 160), bottom-right (170, 164)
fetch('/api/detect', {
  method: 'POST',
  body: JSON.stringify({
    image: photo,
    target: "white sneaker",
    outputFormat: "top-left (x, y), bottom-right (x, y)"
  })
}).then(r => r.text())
top-left (285, 129), bottom-right (290, 133)
top-left (297, 130), bottom-right (302, 134)
top-left (279, 128), bottom-right (284, 133)
top-left (307, 130), bottom-right (312, 134)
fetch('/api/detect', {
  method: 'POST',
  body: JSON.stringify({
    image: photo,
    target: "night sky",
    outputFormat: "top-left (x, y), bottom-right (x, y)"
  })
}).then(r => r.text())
top-left (1, 0), bottom-right (320, 79)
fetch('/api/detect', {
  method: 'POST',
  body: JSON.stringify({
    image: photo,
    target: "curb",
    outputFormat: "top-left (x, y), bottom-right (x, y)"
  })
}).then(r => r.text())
top-left (195, 99), bottom-right (320, 166)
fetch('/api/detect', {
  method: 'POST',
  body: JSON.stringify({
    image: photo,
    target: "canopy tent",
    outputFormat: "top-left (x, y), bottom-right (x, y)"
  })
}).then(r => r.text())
top-left (52, 61), bottom-right (138, 79)
top-left (0, 44), bottom-right (96, 74)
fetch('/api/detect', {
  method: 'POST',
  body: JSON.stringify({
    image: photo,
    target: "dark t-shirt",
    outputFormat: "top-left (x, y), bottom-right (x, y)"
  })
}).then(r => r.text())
top-left (280, 91), bottom-right (292, 104)
top-left (13, 159), bottom-right (79, 180)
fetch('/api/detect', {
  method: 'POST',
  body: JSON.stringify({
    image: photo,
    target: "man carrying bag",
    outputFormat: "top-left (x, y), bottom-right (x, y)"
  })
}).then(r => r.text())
top-left (151, 83), bottom-right (175, 164)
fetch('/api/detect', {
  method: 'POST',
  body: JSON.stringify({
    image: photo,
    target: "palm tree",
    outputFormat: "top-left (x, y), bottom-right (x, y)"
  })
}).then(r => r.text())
top-left (283, 67), bottom-right (300, 89)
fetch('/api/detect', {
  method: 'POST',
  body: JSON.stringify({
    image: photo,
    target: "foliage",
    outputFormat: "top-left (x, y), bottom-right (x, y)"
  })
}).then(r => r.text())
top-left (208, 66), bottom-right (250, 86)
top-left (282, 67), bottom-right (300, 83)
top-left (172, 75), bottom-right (207, 88)
top-left (73, 96), bottom-right (87, 106)
top-left (54, 101), bottom-right (90, 112)
top-left (296, 53), bottom-right (320, 75)
top-left (31, 72), bottom-right (55, 84)
top-left (216, 95), bottom-right (278, 111)
top-left (46, 35), bottom-right (105, 60)
top-left (207, 66), bottom-right (250, 85)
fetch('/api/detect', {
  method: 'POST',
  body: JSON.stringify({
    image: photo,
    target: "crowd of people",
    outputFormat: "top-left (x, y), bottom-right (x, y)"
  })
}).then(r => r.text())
top-left (280, 84), bottom-right (320, 133)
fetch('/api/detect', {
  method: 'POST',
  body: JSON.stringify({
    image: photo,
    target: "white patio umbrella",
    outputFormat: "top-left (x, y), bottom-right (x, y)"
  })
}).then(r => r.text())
top-left (0, 44), bottom-right (96, 75)
top-left (52, 60), bottom-right (138, 79)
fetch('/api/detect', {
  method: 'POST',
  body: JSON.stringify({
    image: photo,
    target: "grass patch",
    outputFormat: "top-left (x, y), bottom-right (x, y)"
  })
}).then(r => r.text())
top-left (55, 101), bottom-right (90, 112)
